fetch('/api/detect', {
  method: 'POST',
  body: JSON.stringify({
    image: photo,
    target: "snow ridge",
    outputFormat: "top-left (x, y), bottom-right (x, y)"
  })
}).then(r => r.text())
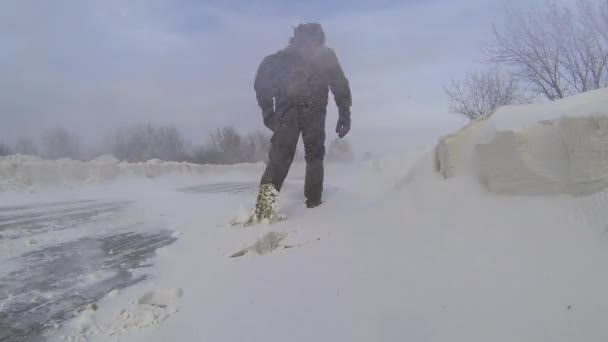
top-left (0, 155), bottom-right (264, 191)
top-left (436, 88), bottom-right (608, 196)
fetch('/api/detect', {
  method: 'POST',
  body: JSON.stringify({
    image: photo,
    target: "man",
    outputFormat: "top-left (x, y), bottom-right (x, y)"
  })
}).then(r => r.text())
top-left (254, 23), bottom-right (352, 209)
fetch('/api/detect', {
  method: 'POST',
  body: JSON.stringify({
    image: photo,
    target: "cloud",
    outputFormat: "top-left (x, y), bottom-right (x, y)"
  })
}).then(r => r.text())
top-left (0, 0), bottom-right (545, 152)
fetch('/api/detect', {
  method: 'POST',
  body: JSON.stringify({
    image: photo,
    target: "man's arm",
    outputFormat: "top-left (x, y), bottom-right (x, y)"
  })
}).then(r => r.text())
top-left (326, 48), bottom-right (352, 111)
top-left (326, 48), bottom-right (351, 138)
top-left (254, 55), bottom-right (276, 116)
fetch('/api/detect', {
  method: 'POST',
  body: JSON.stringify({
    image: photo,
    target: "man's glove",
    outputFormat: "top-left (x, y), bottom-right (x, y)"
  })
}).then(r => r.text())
top-left (336, 108), bottom-right (351, 138)
top-left (263, 110), bottom-right (276, 132)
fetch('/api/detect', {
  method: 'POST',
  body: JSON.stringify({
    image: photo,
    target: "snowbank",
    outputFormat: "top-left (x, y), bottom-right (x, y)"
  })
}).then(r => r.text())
top-left (45, 152), bottom-right (608, 342)
top-left (436, 88), bottom-right (608, 196)
top-left (5, 132), bottom-right (608, 341)
top-left (0, 155), bottom-right (265, 191)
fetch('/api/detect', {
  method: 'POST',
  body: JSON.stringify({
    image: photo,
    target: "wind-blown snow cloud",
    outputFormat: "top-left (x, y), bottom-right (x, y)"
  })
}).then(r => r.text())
top-left (0, 0), bottom-right (550, 152)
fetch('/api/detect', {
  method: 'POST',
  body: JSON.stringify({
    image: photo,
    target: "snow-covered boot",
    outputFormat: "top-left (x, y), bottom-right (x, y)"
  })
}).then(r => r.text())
top-left (228, 184), bottom-right (286, 226)
top-left (238, 183), bottom-right (282, 225)
top-left (254, 183), bottom-right (278, 220)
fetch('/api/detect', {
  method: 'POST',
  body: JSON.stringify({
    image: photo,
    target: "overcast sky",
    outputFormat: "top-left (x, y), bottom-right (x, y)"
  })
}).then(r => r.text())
top-left (0, 0), bottom-right (555, 155)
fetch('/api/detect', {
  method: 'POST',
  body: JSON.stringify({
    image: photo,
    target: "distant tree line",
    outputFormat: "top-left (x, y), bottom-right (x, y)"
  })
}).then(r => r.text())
top-left (0, 124), bottom-right (354, 164)
top-left (0, 125), bottom-right (269, 164)
top-left (445, 0), bottom-right (608, 121)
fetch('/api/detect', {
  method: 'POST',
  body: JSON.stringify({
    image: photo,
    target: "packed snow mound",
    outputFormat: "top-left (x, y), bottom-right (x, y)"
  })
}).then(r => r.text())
top-left (436, 88), bottom-right (608, 196)
top-left (0, 154), bottom-right (264, 191)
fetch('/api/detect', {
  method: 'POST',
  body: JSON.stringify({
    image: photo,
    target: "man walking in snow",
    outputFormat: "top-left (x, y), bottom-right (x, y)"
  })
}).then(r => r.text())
top-left (254, 23), bottom-right (352, 209)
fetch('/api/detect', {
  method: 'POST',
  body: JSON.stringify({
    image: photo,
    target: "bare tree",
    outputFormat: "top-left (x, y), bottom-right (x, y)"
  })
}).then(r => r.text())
top-left (191, 127), bottom-right (242, 165)
top-left (15, 137), bottom-right (38, 155)
top-left (0, 141), bottom-right (13, 156)
top-left (190, 146), bottom-right (222, 165)
top-left (245, 131), bottom-right (271, 162)
top-left (191, 127), bottom-right (270, 165)
top-left (108, 124), bottom-right (187, 162)
top-left (209, 126), bottom-right (244, 163)
top-left (444, 69), bottom-right (525, 120)
top-left (41, 127), bottom-right (82, 160)
top-left (485, 0), bottom-right (608, 100)
top-left (153, 125), bottom-right (187, 162)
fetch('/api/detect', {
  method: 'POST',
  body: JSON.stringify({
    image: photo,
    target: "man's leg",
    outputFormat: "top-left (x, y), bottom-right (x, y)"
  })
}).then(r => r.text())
top-left (260, 123), bottom-right (300, 192)
top-left (301, 112), bottom-right (326, 207)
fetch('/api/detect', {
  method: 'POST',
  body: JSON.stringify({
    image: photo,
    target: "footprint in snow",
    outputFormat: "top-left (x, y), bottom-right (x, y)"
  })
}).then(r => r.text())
top-left (229, 231), bottom-right (307, 258)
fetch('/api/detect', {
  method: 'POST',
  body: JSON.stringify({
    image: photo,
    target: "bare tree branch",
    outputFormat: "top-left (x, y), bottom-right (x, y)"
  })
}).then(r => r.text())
top-left (108, 124), bottom-right (187, 163)
top-left (444, 69), bottom-right (527, 121)
top-left (191, 126), bottom-right (270, 165)
top-left (485, 0), bottom-right (608, 100)
top-left (15, 137), bottom-right (38, 155)
top-left (42, 127), bottom-right (82, 160)
top-left (0, 141), bottom-right (13, 156)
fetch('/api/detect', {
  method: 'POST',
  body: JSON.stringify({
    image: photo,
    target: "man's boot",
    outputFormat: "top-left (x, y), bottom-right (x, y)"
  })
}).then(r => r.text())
top-left (304, 159), bottom-right (324, 208)
top-left (306, 199), bottom-right (322, 208)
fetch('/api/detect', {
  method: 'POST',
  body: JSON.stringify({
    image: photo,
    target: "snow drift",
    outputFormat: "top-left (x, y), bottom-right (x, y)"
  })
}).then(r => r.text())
top-left (0, 154), bottom-right (265, 191)
top-left (436, 88), bottom-right (608, 196)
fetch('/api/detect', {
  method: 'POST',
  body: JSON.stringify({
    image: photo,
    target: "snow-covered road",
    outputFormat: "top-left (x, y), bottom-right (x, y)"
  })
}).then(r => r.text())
top-left (0, 198), bottom-right (177, 342)
top-left (2, 89), bottom-right (608, 341)
top-left (0, 177), bottom-right (287, 342)
top-left (2, 152), bottom-right (608, 342)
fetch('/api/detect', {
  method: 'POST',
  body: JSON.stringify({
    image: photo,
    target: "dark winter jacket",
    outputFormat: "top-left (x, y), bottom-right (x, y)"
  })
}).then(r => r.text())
top-left (254, 44), bottom-right (352, 117)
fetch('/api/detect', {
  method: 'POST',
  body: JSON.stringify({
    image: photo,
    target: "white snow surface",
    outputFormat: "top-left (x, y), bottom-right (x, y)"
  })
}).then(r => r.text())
top-left (33, 152), bottom-right (608, 342)
top-left (437, 88), bottom-right (608, 195)
top-left (2, 90), bottom-right (608, 341)
top-left (0, 154), bottom-right (265, 192)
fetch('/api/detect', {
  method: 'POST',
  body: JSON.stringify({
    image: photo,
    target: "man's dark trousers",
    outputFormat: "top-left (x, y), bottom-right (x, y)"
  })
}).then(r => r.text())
top-left (260, 104), bottom-right (326, 206)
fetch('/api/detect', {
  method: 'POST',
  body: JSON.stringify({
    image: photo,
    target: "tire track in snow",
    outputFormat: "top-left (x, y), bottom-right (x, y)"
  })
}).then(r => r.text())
top-left (0, 201), bottom-right (132, 240)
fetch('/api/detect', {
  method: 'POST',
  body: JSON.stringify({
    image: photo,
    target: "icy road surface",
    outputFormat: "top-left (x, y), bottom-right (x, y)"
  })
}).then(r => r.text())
top-left (0, 198), bottom-right (177, 342)
top-left (0, 180), bottom-right (269, 342)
